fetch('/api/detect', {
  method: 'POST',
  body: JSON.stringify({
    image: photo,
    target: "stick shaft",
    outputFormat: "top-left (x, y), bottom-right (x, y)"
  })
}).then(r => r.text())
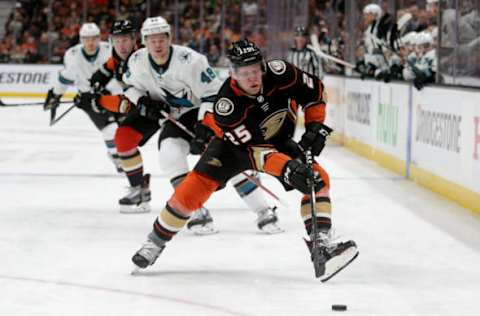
top-left (305, 149), bottom-right (321, 277)
top-left (309, 34), bottom-right (356, 68)
top-left (0, 99), bottom-right (73, 107)
top-left (50, 104), bottom-right (76, 126)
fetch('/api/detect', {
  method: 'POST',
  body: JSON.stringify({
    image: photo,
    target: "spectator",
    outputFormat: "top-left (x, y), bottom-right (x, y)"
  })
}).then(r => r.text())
top-left (37, 32), bottom-right (50, 63)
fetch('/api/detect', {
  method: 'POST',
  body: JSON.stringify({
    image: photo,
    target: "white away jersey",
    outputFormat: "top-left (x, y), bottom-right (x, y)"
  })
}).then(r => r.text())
top-left (54, 42), bottom-right (111, 95)
top-left (123, 45), bottom-right (222, 120)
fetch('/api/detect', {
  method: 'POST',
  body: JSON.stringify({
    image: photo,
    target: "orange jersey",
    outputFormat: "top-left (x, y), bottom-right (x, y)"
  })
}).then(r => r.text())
top-left (97, 49), bottom-right (135, 113)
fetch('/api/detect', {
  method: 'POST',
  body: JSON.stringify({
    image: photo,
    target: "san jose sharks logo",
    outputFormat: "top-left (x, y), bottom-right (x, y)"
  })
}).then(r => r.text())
top-left (179, 51), bottom-right (192, 64)
top-left (161, 88), bottom-right (194, 108)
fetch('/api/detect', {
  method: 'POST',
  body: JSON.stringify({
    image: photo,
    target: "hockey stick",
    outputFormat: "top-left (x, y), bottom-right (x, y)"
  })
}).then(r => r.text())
top-left (309, 34), bottom-right (356, 69)
top-left (159, 109), bottom-right (290, 208)
top-left (0, 99), bottom-right (73, 107)
top-left (49, 84), bottom-right (102, 126)
top-left (49, 104), bottom-right (76, 126)
top-left (304, 148), bottom-right (322, 278)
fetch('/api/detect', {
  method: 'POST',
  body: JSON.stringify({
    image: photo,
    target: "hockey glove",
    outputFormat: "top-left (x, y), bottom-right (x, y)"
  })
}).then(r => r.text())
top-left (190, 122), bottom-right (215, 155)
top-left (137, 96), bottom-right (170, 121)
top-left (298, 122), bottom-right (333, 156)
top-left (375, 70), bottom-right (391, 83)
top-left (90, 69), bottom-right (111, 89)
top-left (413, 72), bottom-right (428, 91)
top-left (43, 88), bottom-right (61, 111)
top-left (74, 92), bottom-right (104, 113)
top-left (281, 159), bottom-right (325, 195)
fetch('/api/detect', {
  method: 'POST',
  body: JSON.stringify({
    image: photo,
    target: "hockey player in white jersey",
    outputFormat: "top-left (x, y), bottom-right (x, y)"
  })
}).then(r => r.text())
top-left (412, 32), bottom-right (437, 90)
top-left (117, 16), bottom-right (282, 233)
top-left (403, 32), bottom-right (437, 90)
top-left (43, 23), bottom-right (122, 172)
top-left (362, 4), bottom-right (388, 78)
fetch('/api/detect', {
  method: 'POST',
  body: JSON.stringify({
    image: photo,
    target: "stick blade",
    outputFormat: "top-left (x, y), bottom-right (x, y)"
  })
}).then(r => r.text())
top-left (49, 107), bottom-right (57, 126)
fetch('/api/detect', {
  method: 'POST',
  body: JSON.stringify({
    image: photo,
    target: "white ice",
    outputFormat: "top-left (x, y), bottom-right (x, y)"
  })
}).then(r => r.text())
top-left (1, 98), bottom-right (479, 316)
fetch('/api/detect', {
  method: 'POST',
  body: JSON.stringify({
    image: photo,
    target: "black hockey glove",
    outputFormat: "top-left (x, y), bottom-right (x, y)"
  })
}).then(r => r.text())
top-left (190, 122), bottom-right (215, 155)
top-left (137, 96), bottom-right (170, 121)
top-left (281, 159), bottom-right (325, 195)
top-left (74, 92), bottom-right (104, 113)
top-left (298, 122), bottom-right (333, 156)
top-left (90, 69), bottom-right (111, 89)
top-left (375, 70), bottom-right (391, 83)
top-left (413, 72), bottom-right (428, 91)
top-left (43, 88), bottom-right (61, 111)
top-left (353, 61), bottom-right (367, 80)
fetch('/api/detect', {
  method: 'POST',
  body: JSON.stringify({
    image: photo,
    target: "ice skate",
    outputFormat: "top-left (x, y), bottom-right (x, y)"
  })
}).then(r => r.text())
top-left (131, 237), bottom-right (166, 271)
top-left (119, 174), bottom-right (151, 214)
top-left (256, 206), bottom-right (284, 234)
top-left (187, 207), bottom-right (218, 235)
top-left (304, 231), bottom-right (358, 282)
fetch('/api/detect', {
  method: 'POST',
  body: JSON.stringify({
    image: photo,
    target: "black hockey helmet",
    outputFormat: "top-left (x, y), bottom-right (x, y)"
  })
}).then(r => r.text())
top-left (227, 39), bottom-right (264, 68)
top-left (110, 19), bottom-right (135, 36)
top-left (294, 26), bottom-right (308, 37)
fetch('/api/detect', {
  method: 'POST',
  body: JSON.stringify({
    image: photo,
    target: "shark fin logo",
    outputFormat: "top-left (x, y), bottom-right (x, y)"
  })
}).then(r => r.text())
top-left (161, 88), bottom-right (194, 108)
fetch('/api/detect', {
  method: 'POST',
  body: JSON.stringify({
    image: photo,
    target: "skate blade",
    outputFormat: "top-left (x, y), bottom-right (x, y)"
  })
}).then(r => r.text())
top-left (189, 223), bottom-right (219, 235)
top-left (120, 202), bottom-right (151, 214)
top-left (320, 246), bottom-right (359, 283)
top-left (131, 265), bottom-right (141, 275)
top-left (259, 223), bottom-right (285, 234)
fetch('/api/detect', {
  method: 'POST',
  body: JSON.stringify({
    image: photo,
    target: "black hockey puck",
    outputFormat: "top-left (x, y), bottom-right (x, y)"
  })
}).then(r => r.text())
top-left (332, 304), bottom-right (347, 311)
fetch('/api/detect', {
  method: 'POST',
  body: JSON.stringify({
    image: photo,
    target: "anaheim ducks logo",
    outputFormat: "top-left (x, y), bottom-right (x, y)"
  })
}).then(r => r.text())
top-left (267, 60), bottom-right (286, 75)
top-left (215, 98), bottom-right (234, 116)
top-left (259, 110), bottom-right (287, 140)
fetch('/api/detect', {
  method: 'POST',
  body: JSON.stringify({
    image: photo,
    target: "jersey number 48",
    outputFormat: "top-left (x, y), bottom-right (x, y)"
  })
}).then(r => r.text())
top-left (201, 68), bottom-right (217, 84)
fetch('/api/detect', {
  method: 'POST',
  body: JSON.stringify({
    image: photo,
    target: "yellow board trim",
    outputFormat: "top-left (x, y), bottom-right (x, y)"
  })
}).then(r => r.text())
top-left (410, 165), bottom-right (480, 214)
top-left (332, 133), bottom-right (480, 214)
top-left (342, 135), bottom-right (406, 176)
top-left (0, 92), bottom-right (76, 98)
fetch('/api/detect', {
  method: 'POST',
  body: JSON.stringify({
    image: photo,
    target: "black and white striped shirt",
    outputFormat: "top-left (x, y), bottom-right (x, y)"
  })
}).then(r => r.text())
top-left (286, 46), bottom-right (323, 79)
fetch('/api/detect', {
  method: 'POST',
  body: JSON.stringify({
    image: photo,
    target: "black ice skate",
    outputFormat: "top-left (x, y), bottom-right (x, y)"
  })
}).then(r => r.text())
top-left (304, 231), bottom-right (358, 282)
top-left (256, 206), bottom-right (284, 234)
top-left (131, 238), bottom-right (166, 272)
top-left (119, 174), bottom-right (151, 214)
top-left (187, 207), bottom-right (218, 235)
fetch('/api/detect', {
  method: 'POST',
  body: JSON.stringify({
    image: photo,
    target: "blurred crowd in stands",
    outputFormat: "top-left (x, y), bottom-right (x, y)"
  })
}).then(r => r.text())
top-left (1, 0), bottom-right (479, 88)
top-left (0, 0), bottom-right (264, 66)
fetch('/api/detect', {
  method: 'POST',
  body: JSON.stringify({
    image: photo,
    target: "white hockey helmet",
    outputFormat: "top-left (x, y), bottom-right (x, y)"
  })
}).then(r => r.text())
top-left (415, 32), bottom-right (433, 46)
top-left (141, 16), bottom-right (171, 44)
top-left (401, 32), bottom-right (418, 45)
top-left (363, 3), bottom-right (382, 18)
top-left (79, 23), bottom-right (100, 37)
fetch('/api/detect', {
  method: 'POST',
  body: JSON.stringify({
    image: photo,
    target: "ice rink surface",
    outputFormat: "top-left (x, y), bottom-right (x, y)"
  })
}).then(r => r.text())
top-left (1, 99), bottom-right (479, 316)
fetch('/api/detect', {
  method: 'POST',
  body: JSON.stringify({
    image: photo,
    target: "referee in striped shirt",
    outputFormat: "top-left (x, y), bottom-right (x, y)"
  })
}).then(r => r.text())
top-left (286, 26), bottom-right (323, 79)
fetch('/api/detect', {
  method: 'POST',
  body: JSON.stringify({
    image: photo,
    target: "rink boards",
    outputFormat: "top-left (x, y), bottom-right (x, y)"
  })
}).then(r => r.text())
top-left (1, 64), bottom-right (479, 213)
top-left (323, 75), bottom-right (480, 213)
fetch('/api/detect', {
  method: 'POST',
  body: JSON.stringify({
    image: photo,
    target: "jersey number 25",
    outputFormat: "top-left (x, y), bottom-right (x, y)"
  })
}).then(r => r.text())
top-left (225, 125), bottom-right (252, 145)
